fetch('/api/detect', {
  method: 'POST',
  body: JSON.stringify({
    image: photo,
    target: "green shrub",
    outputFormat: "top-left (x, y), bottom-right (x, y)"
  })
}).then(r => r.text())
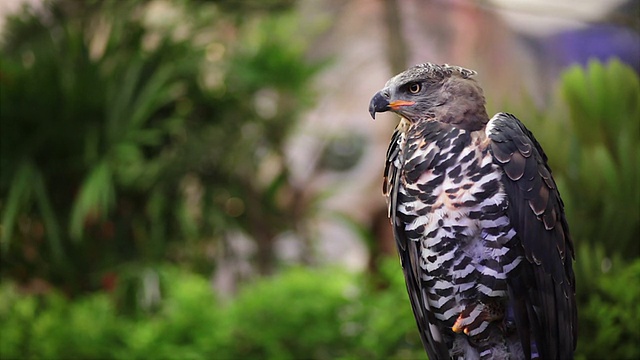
top-left (2, 258), bottom-right (639, 359)
top-left (0, 285), bottom-right (39, 359)
top-left (575, 253), bottom-right (640, 360)
top-left (116, 267), bottom-right (223, 360)
top-left (0, 0), bottom-right (323, 293)
top-left (0, 264), bottom-right (425, 360)
top-left (560, 60), bottom-right (640, 258)
top-left (218, 267), bottom-right (356, 360)
top-left (0, 267), bottom-right (223, 360)
top-left (350, 259), bottom-right (424, 360)
top-left (0, 284), bottom-right (122, 359)
top-left (521, 60), bottom-right (640, 258)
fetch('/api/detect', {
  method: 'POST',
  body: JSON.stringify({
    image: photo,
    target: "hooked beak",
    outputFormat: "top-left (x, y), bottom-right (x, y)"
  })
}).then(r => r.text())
top-left (369, 91), bottom-right (415, 119)
top-left (369, 91), bottom-right (389, 119)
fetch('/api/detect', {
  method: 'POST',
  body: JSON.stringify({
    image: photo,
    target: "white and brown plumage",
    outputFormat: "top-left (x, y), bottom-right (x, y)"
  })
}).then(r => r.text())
top-left (369, 63), bottom-right (576, 360)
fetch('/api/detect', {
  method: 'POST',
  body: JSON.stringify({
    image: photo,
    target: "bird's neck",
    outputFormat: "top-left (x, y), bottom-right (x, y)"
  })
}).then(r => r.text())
top-left (432, 77), bottom-right (489, 132)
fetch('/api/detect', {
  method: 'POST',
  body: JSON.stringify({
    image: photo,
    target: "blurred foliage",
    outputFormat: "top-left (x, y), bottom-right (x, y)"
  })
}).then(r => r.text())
top-left (0, 263), bottom-right (422, 360)
top-left (2, 258), bottom-right (637, 359)
top-left (0, 266), bottom-right (222, 360)
top-left (218, 268), bottom-right (356, 359)
top-left (521, 60), bottom-right (639, 258)
top-left (559, 60), bottom-right (639, 257)
top-left (574, 246), bottom-right (640, 360)
top-left (0, 0), bottom-right (323, 292)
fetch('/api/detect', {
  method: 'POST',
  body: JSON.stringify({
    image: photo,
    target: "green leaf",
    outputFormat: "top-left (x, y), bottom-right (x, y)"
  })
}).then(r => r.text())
top-left (1, 161), bottom-right (36, 250)
top-left (69, 160), bottom-right (115, 240)
top-left (105, 59), bottom-right (144, 143)
top-left (112, 142), bottom-right (145, 186)
top-left (32, 168), bottom-right (64, 263)
top-left (0, 160), bottom-right (64, 261)
top-left (129, 64), bottom-right (177, 129)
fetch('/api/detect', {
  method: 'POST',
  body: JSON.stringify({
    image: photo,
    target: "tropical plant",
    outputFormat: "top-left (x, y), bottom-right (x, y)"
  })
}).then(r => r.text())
top-left (520, 60), bottom-right (639, 257)
top-left (0, 0), bottom-right (322, 294)
top-left (558, 60), bottom-right (640, 258)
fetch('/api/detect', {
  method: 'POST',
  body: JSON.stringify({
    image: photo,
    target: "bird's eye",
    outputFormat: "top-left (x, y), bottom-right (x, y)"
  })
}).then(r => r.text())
top-left (408, 83), bottom-right (421, 94)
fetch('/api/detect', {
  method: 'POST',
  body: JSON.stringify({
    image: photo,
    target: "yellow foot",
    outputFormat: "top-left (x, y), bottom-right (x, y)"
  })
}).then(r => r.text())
top-left (451, 302), bottom-right (504, 336)
top-left (452, 313), bottom-right (471, 334)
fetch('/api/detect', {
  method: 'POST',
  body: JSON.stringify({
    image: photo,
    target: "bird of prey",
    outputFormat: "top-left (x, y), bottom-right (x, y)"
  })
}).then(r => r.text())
top-left (369, 63), bottom-right (576, 360)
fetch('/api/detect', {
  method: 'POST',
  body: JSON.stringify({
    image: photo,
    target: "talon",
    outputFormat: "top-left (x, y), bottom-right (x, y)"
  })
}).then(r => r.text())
top-left (451, 302), bottom-right (505, 336)
top-left (452, 314), bottom-right (466, 333)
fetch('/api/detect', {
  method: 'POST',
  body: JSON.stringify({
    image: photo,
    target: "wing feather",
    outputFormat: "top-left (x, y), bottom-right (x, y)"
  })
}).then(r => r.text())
top-left (487, 113), bottom-right (577, 359)
top-left (384, 126), bottom-right (450, 360)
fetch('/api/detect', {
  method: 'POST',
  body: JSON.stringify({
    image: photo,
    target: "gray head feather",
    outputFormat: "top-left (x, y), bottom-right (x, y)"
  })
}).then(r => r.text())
top-left (374, 62), bottom-right (488, 131)
top-left (385, 63), bottom-right (476, 88)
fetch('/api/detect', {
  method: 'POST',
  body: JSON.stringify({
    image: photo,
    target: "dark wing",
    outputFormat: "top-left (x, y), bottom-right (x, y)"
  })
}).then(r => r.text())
top-left (384, 126), bottom-right (450, 360)
top-left (487, 113), bottom-right (577, 360)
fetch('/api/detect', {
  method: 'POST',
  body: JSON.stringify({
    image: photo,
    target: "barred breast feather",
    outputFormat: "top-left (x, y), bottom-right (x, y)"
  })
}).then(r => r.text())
top-left (385, 117), bottom-right (525, 359)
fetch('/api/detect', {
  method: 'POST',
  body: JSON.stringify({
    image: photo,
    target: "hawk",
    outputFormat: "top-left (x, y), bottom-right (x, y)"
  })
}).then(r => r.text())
top-left (369, 63), bottom-right (576, 360)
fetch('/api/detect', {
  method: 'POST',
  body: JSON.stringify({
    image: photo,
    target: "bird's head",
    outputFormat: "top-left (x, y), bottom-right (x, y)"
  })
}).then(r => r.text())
top-left (369, 63), bottom-right (489, 131)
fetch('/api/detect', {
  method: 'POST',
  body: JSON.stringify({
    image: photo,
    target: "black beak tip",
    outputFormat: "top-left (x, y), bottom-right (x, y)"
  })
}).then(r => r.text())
top-left (369, 91), bottom-right (389, 120)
